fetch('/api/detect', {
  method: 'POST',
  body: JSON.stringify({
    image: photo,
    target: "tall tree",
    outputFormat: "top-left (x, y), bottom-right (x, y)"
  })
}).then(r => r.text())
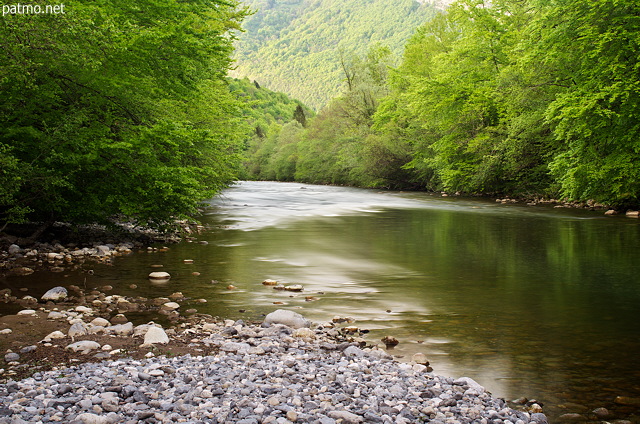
top-left (0, 0), bottom-right (249, 233)
top-left (526, 0), bottom-right (640, 206)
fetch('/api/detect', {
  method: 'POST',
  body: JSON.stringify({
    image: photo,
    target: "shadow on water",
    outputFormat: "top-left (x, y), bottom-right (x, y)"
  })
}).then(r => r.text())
top-left (3, 181), bottom-right (640, 421)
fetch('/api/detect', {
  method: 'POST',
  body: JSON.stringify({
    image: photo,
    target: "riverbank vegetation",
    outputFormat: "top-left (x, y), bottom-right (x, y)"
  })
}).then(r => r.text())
top-left (0, 0), bottom-right (248, 236)
top-left (243, 0), bottom-right (640, 209)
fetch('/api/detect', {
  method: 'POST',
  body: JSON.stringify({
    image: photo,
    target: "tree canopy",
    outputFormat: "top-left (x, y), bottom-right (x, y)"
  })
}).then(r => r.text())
top-left (0, 0), bottom-right (249, 233)
top-left (243, 0), bottom-right (640, 208)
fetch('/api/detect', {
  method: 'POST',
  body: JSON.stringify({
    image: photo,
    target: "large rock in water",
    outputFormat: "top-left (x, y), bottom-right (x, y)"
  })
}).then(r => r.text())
top-left (41, 286), bottom-right (68, 302)
top-left (263, 309), bottom-right (311, 329)
top-left (148, 272), bottom-right (171, 281)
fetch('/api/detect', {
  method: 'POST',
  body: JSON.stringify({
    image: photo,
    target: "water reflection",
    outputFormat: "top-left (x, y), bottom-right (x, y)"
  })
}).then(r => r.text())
top-left (3, 181), bottom-right (640, 421)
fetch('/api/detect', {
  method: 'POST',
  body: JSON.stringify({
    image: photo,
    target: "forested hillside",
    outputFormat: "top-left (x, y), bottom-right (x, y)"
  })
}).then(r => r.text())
top-left (229, 78), bottom-right (313, 139)
top-left (232, 0), bottom-right (438, 110)
top-left (245, 0), bottom-right (640, 208)
top-left (228, 78), bottom-right (314, 179)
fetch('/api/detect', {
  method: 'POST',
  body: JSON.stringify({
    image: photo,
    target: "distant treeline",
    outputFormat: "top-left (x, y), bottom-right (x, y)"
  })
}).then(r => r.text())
top-left (243, 0), bottom-right (640, 208)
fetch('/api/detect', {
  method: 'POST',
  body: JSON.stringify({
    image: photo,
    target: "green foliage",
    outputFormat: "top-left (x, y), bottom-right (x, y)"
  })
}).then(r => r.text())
top-left (229, 77), bottom-right (313, 132)
top-left (245, 0), bottom-right (640, 207)
top-left (245, 45), bottom-right (415, 188)
top-left (0, 0), bottom-right (249, 231)
top-left (233, 0), bottom-right (437, 110)
top-left (526, 0), bottom-right (640, 206)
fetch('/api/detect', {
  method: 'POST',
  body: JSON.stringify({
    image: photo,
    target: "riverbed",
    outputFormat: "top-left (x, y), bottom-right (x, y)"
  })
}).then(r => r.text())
top-left (3, 181), bottom-right (640, 422)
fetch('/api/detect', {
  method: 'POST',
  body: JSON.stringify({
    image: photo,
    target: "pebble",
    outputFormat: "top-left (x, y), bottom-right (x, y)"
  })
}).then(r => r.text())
top-left (0, 319), bottom-right (546, 424)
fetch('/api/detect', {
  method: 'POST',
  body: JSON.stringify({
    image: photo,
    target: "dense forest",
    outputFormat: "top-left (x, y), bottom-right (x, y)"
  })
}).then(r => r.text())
top-left (228, 78), bottom-right (314, 180)
top-left (232, 0), bottom-right (439, 110)
top-left (0, 0), bottom-right (248, 233)
top-left (244, 0), bottom-right (640, 208)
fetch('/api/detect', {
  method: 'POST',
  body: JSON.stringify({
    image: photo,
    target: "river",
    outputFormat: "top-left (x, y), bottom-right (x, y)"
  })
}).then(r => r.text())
top-left (3, 181), bottom-right (640, 421)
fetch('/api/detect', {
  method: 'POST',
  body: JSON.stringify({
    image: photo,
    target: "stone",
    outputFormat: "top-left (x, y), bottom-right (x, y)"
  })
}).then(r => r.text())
top-left (76, 305), bottom-right (93, 314)
top-left (43, 330), bottom-right (66, 341)
top-left (381, 336), bottom-right (399, 347)
top-left (66, 340), bottom-right (101, 354)
top-left (168, 292), bottom-right (185, 300)
top-left (143, 326), bottom-right (169, 345)
top-left (90, 317), bottom-right (110, 327)
top-left (110, 314), bottom-right (128, 324)
top-left (20, 345), bottom-right (37, 354)
top-left (530, 412), bottom-right (548, 424)
top-left (528, 403), bottom-right (544, 413)
top-left (293, 327), bottom-right (315, 339)
top-left (76, 413), bottom-right (110, 424)
top-left (68, 322), bottom-right (89, 338)
top-left (95, 245), bottom-right (111, 256)
top-left (162, 302), bottom-right (180, 310)
top-left (263, 309), bottom-right (311, 329)
top-left (4, 352), bottom-right (20, 362)
top-left (412, 364), bottom-right (427, 373)
top-left (107, 322), bottom-right (134, 336)
top-left (592, 407), bottom-right (610, 418)
top-left (11, 267), bottom-right (34, 276)
top-left (17, 309), bottom-right (37, 316)
top-left (56, 384), bottom-right (73, 395)
top-left (344, 345), bottom-right (365, 358)
top-left (0, 328), bottom-right (12, 335)
top-left (411, 352), bottom-right (429, 366)
top-left (332, 316), bottom-right (355, 324)
top-left (328, 410), bottom-right (364, 423)
top-left (284, 284), bottom-right (304, 292)
top-left (48, 311), bottom-right (65, 320)
top-left (262, 279), bottom-right (278, 286)
top-left (614, 396), bottom-right (640, 406)
top-left (148, 271), bottom-right (171, 281)
top-left (453, 377), bottom-right (485, 393)
top-left (8, 244), bottom-right (22, 254)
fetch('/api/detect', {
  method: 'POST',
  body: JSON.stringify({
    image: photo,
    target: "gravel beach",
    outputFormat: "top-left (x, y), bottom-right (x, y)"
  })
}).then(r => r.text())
top-left (0, 308), bottom-right (548, 424)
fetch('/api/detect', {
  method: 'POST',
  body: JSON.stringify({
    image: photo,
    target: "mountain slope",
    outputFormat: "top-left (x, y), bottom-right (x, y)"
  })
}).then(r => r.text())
top-left (233, 0), bottom-right (438, 110)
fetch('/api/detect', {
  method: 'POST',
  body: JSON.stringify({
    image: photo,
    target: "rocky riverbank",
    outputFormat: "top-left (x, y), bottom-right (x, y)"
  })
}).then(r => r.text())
top-left (0, 299), bottom-right (549, 424)
top-left (0, 220), bottom-right (204, 278)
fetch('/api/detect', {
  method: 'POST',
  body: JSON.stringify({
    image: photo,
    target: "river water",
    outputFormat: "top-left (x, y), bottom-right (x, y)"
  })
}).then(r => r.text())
top-left (3, 181), bottom-right (640, 421)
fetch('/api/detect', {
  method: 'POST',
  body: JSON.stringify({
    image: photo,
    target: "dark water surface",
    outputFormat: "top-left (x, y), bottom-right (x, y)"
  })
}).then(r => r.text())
top-left (3, 181), bottom-right (640, 421)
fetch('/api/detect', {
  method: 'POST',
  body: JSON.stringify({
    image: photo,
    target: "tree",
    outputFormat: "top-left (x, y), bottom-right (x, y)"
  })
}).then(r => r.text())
top-left (293, 105), bottom-right (308, 127)
top-left (525, 0), bottom-right (640, 206)
top-left (0, 0), bottom-right (249, 234)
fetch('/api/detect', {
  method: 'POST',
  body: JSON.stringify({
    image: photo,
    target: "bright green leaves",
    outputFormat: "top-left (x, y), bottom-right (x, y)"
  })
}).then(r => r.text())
top-left (0, 0), bottom-right (249, 231)
top-left (529, 0), bottom-right (640, 205)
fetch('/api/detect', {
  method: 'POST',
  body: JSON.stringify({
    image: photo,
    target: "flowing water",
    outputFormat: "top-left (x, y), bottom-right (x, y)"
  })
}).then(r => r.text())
top-left (3, 181), bottom-right (640, 421)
